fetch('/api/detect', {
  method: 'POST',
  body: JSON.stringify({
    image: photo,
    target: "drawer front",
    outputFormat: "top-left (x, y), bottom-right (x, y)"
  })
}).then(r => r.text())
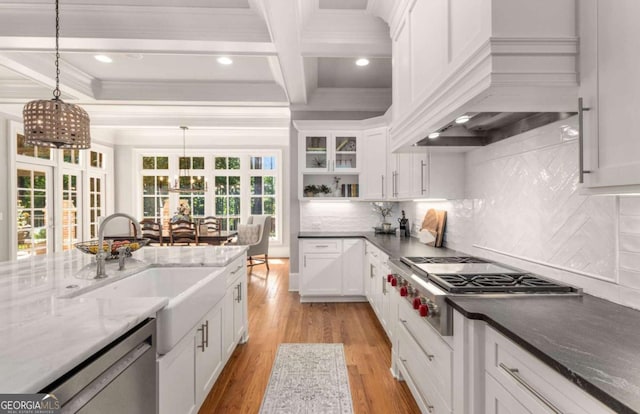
top-left (397, 325), bottom-right (451, 414)
top-left (302, 239), bottom-right (342, 253)
top-left (485, 372), bottom-right (532, 414)
top-left (398, 299), bottom-right (452, 406)
top-left (225, 256), bottom-right (246, 287)
top-left (485, 327), bottom-right (614, 414)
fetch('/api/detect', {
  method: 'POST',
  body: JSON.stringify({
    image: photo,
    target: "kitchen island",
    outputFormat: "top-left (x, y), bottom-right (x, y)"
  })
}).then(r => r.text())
top-left (299, 232), bottom-right (640, 414)
top-left (0, 245), bottom-right (247, 394)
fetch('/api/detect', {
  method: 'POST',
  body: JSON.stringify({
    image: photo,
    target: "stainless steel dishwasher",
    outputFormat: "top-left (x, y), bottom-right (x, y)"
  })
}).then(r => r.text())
top-left (42, 319), bottom-right (157, 414)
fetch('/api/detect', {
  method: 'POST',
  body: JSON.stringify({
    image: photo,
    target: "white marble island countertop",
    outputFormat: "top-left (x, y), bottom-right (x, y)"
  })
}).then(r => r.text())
top-left (0, 245), bottom-right (247, 393)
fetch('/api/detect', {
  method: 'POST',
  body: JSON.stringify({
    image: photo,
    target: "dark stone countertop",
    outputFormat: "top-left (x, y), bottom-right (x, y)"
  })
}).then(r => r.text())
top-left (298, 231), bottom-right (640, 413)
top-left (298, 231), bottom-right (461, 258)
top-left (448, 295), bottom-right (640, 414)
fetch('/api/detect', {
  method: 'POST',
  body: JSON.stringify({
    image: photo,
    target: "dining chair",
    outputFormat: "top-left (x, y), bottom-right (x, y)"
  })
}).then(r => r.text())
top-left (169, 219), bottom-right (197, 245)
top-left (198, 216), bottom-right (222, 235)
top-left (140, 218), bottom-right (163, 246)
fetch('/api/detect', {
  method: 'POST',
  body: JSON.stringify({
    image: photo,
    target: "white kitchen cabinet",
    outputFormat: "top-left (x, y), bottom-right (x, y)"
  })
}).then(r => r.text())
top-left (159, 301), bottom-right (224, 414)
top-left (342, 239), bottom-right (364, 296)
top-left (301, 253), bottom-right (343, 296)
top-left (485, 373), bottom-right (530, 414)
top-left (387, 150), bottom-right (465, 200)
top-left (300, 239), bottom-right (367, 300)
top-left (396, 296), bottom-right (453, 414)
top-left (299, 131), bottom-right (360, 173)
top-left (484, 326), bottom-right (614, 414)
top-left (223, 257), bottom-right (248, 361)
top-left (410, 151), bottom-right (429, 198)
top-left (389, 153), bottom-right (412, 199)
top-left (579, 0), bottom-right (640, 192)
top-left (158, 330), bottom-right (197, 414)
top-left (195, 303), bottom-right (223, 405)
top-left (361, 127), bottom-right (388, 200)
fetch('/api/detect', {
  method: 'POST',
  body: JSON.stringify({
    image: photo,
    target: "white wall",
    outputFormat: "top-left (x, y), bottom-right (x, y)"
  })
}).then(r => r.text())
top-left (300, 201), bottom-right (402, 232)
top-left (401, 117), bottom-right (640, 309)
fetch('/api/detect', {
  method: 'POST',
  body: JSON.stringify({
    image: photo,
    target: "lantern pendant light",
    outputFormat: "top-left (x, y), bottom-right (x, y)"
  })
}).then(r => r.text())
top-left (169, 126), bottom-right (208, 193)
top-left (22, 0), bottom-right (91, 149)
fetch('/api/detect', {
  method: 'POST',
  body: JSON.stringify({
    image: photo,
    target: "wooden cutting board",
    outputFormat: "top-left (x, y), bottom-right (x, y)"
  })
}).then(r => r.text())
top-left (435, 210), bottom-right (447, 247)
top-left (421, 209), bottom-right (447, 247)
top-left (421, 209), bottom-right (438, 235)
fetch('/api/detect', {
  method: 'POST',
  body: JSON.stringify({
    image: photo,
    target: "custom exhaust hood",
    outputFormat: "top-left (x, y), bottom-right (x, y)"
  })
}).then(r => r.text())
top-left (415, 111), bottom-right (577, 147)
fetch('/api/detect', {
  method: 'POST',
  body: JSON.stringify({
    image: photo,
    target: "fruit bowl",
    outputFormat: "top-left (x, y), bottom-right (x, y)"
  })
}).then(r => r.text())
top-left (75, 237), bottom-right (151, 260)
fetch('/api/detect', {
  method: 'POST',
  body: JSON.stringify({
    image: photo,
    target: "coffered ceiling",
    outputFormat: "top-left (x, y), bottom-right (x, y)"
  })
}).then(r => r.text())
top-left (0, 0), bottom-right (396, 129)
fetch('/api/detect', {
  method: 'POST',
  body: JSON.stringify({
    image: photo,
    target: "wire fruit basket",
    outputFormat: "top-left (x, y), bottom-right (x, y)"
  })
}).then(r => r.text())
top-left (75, 237), bottom-right (150, 260)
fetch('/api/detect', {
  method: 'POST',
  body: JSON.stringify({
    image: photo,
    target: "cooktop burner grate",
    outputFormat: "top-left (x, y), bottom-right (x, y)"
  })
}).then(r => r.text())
top-left (433, 273), bottom-right (575, 294)
top-left (402, 256), bottom-right (490, 265)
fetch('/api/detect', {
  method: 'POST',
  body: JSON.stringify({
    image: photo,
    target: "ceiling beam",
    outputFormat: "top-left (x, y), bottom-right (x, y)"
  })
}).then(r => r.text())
top-left (254, 0), bottom-right (308, 104)
top-left (0, 4), bottom-right (271, 43)
top-left (0, 37), bottom-right (276, 56)
top-left (0, 53), bottom-right (95, 100)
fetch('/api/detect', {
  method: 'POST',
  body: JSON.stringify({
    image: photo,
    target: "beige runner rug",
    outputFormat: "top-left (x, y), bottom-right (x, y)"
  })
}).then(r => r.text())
top-left (259, 343), bottom-right (354, 414)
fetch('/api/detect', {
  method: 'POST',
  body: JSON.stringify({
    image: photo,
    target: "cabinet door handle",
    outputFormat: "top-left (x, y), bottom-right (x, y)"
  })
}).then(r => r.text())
top-left (499, 362), bottom-right (563, 413)
top-left (381, 175), bottom-right (385, 198)
top-left (399, 358), bottom-right (434, 413)
top-left (236, 283), bottom-right (242, 303)
top-left (197, 323), bottom-right (206, 352)
top-left (304, 256), bottom-right (307, 268)
top-left (400, 319), bottom-right (434, 361)
top-left (578, 97), bottom-right (592, 184)
top-left (204, 320), bottom-right (209, 348)
top-left (382, 276), bottom-right (386, 294)
top-left (420, 160), bottom-right (426, 194)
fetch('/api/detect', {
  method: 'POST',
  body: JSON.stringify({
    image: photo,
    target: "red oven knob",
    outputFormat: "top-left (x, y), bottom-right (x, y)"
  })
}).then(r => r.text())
top-left (419, 303), bottom-right (429, 317)
top-left (400, 286), bottom-right (408, 296)
top-left (412, 297), bottom-right (422, 309)
top-left (387, 274), bottom-right (393, 282)
top-left (391, 277), bottom-right (398, 287)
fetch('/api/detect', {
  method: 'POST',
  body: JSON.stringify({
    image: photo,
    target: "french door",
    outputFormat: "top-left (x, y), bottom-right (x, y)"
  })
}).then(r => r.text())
top-left (87, 172), bottom-right (106, 239)
top-left (61, 171), bottom-right (82, 251)
top-left (16, 164), bottom-right (53, 259)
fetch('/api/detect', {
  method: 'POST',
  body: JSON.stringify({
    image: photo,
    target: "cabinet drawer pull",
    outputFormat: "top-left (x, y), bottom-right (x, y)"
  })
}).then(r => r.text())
top-left (499, 362), bottom-right (563, 414)
top-left (231, 264), bottom-right (243, 274)
top-left (314, 245), bottom-right (330, 248)
top-left (420, 160), bottom-right (426, 194)
top-left (400, 319), bottom-right (434, 361)
top-left (399, 358), bottom-right (434, 413)
top-left (578, 97), bottom-right (592, 184)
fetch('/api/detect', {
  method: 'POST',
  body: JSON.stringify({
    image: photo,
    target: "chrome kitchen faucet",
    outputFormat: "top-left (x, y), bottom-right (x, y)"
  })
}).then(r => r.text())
top-left (95, 213), bottom-right (142, 279)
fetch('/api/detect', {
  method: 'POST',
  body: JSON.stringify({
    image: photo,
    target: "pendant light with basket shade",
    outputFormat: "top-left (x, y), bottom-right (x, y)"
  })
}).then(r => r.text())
top-left (22, 0), bottom-right (91, 149)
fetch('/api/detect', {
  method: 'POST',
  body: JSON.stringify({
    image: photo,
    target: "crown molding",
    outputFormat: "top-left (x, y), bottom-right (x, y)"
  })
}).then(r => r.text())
top-left (293, 87), bottom-right (391, 112)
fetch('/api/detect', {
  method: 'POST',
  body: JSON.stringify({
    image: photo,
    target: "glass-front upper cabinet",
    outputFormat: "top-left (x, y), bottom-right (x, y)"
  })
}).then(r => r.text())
top-left (301, 132), bottom-right (360, 172)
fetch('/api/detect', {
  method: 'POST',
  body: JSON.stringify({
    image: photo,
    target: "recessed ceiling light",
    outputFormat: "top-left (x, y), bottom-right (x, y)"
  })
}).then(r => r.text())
top-left (455, 115), bottom-right (471, 124)
top-left (94, 54), bottom-right (113, 63)
top-left (428, 132), bottom-right (440, 139)
top-left (355, 58), bottom-right (369, 66)
top-left (217, 56), bottom-right (233, 65)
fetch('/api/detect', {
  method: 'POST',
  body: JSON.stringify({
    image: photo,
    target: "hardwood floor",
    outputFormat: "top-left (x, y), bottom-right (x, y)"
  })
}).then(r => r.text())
top-left (199, 259), bottom-right (421, 414)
